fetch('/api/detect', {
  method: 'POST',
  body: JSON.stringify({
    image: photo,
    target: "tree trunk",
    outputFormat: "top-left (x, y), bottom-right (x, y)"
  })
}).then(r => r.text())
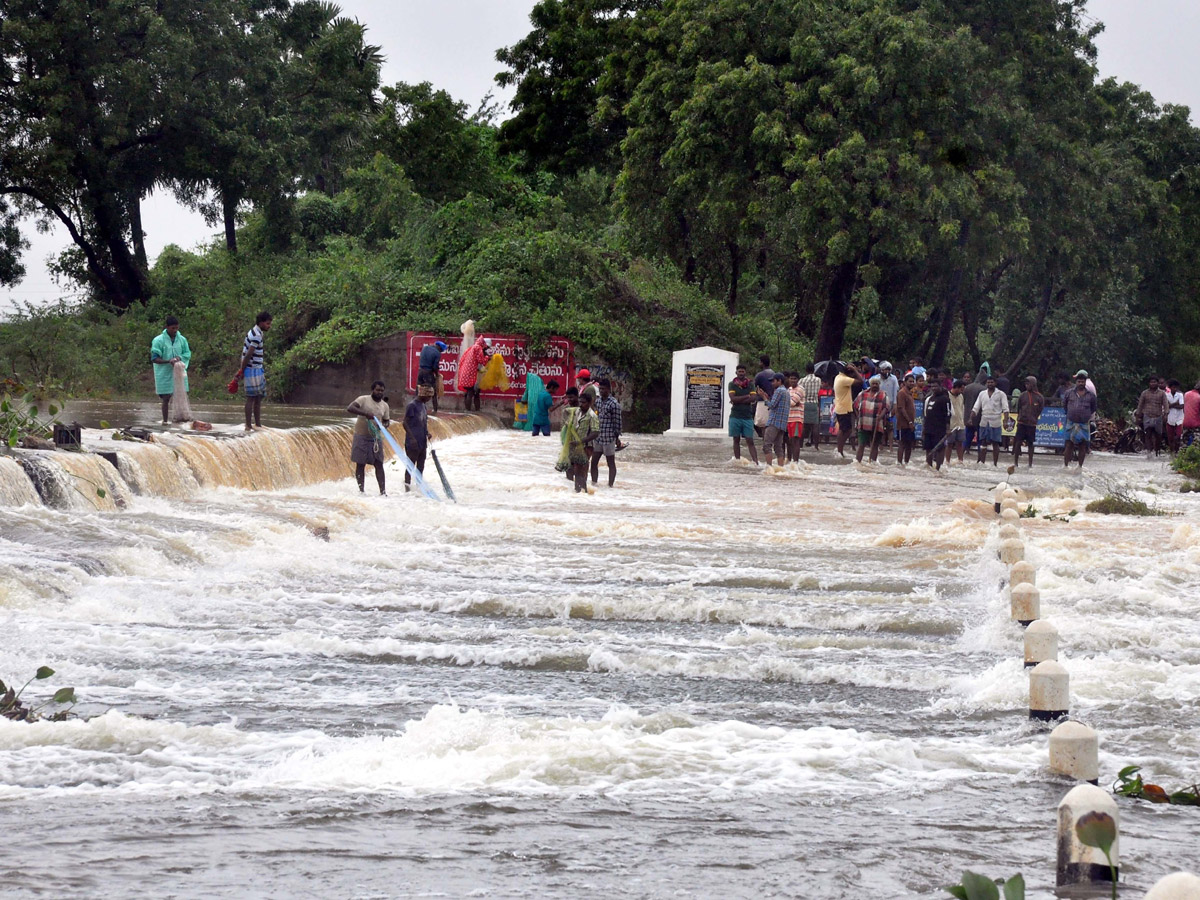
top-left (1003, 282), bottom-right (1063, 378)
top-left (813, 260), bottom-right (858, 362)
top-left (678, 214), bottom-right (695, 283)
top-left (223, 190), bottom-right (239, 253)
top-left (88, 185), bottom-right (147, 309)
top-left (930, 223), bottom-right (970, 367)
top-left (129, 192), bottom-right (148, 272)
top-left (726, 239), bottom-right (741, 316)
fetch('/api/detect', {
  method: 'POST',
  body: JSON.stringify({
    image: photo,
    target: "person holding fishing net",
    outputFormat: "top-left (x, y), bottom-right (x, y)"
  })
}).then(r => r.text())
top-left (150, 315), bottom-right (192, 425)
top-left (347, 381), bottom-right (391, 496)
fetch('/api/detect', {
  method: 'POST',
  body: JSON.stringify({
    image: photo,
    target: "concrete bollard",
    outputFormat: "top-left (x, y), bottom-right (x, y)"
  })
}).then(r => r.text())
top-left (1011, 583), bottom-right (1041, 625)
top-left (1025, 619), bottom-right (1058, 666)
top-left (1010, 560), bottom-right (1036, 588)
top-left (999, 539), bottom-right (1025, 564)
top-left (999, 523), bottom-right (1020, 541)
top-left (1002, 488), bottom-right (1018, 501)
top-left (1000, 507), bottom-right (1020, 523)
top-left (1031, 660), bottom-right (1069, 721)
top-left (1057, 784), bottom-right (1119, 888)
top-left (1049, 721), bottom-right (1099, 783)
top-left (1145, 873), bottom-right (1200, 899)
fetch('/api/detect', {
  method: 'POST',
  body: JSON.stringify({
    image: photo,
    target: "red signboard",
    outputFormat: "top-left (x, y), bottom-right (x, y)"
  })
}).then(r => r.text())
top-left (406, 332), bottom-right (575, 397)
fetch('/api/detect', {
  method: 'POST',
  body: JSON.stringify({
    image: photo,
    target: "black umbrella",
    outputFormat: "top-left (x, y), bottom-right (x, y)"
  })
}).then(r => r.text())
top-left (813, 360), bottom-right (846, 382)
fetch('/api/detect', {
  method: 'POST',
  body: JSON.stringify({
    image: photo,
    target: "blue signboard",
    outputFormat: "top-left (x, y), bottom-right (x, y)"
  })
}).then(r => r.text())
top-left (1034, 406), bottom-right (1067, 448)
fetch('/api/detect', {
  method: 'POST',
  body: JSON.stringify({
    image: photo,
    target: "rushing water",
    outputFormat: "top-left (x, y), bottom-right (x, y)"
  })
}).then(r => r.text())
top-left (1, 421), bottom-right (1198, 898)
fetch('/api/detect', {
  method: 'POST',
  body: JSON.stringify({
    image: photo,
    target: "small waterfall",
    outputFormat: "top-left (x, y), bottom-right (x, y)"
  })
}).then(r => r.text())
top-left (0, 456), bottom-right (40, 507)
top-left (0, 413), bottom-right (497, 507)
top-left (20, 451), bottom-right (132, 511)
top-left (114, 443), bottom-right (200, 499)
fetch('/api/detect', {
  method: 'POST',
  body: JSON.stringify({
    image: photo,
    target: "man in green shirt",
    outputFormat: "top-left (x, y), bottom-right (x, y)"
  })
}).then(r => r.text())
top-left (150, 316), bottom-right (191, 424)
top-left (727, 363), bottom-right (759, 465)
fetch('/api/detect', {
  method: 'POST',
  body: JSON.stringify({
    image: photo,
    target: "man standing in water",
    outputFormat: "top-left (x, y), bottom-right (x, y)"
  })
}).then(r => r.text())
top-left (923, 382), bottom-right (952, 470)
top-left (236, 311), bottom-right (272, 431)
top-left (832, 362), bottom-right (863, 458)
top-left (944, 380), bottom-right (966, 466)
top-left (727, 363), bottom-right (759, 465)
top-left (1012, 376), bottom-right (1045, 468)
top-left (347, 381), bottom-right (390, 495)
top-left (1135, 375), bottom-right (1169, 457)
top-left (150, 315), bottom-right (191, 424)
top-left (591, 377), bottom-right (623, 487)
top-left (758, 372), bottom-right (790, 466)
top-left (1063, 372), bottom-right (1097, 468)
top-left (752, 356), bottom-right (776, 437)
top-left (417, 340), bottom-right (448, 413)
top-left (895, 373), bottom-right (916, 465)
top-left (799, 363), bottom-right (822, 450)
top-left (877, 362), bottom-right (899, 448)
top-left (561, 392), bottom-right (599, 492)
top-left (971, 375), bottom-right (1007, 465)
top-left (403, 385), bottom-right (434, 492)
top-left (853, 375), bottom-right (889, 463)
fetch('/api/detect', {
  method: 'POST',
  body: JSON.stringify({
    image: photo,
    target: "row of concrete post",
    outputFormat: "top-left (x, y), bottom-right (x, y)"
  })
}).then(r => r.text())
top-left (994, 488), bottom-right (1198, 898)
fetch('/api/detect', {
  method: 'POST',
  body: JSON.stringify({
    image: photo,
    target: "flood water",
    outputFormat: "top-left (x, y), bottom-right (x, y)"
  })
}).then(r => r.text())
top-left (1, 416), bottom-right (1198, 898)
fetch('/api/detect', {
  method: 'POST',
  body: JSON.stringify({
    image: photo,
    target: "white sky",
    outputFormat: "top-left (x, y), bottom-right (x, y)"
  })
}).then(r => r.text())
top-left (3, 0), bottom-right (1198, 315)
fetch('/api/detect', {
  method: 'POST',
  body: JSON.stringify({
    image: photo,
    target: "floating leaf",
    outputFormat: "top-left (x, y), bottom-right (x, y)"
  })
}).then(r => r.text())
top-left (1075, 811), bottom-right (1116, 854)
top-left (35, 666), bottom-right (54, 680)
top-left (48, 404), bottom-right (58, 415)
top-left (52, 687), bottom-right (75, 704)
top-left (1142, 784), bottom-right (1170, 803)
top-left (1002, 873), bottom-right (1025, 900)
top-left (1117, 765), bottom-right (1142, 779)
top-left (960, 871), bottom-right (1000, 900)
top-left (97, 488), bottom-right (107, 499)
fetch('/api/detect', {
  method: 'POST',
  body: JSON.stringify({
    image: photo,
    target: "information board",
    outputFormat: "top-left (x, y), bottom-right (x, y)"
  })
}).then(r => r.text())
top-left (406, 332), bottom-right (573, 398)
top-left (684, 364), bottom-right (725, 429)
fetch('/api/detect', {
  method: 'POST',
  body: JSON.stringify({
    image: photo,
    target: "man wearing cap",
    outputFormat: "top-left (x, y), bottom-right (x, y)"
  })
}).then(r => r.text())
top-left (853, 375), bottom-right (890, 463)
top-left (1063, 372), bottom-right (1097, 468)
top-left (417, 340), bottom-right (448, 413)
top-left (576, 368), bottom-right (598, 406)
top-left (877, 362), bottom-right (899, 447)
top-left (1074, 369), bottom-right (1097, 401)
top-left (347, 380), bottom-right (390, 495)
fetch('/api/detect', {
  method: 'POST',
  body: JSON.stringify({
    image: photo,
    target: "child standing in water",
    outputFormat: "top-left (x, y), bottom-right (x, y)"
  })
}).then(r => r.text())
top-left (557, 392), bottom-right (599, 493)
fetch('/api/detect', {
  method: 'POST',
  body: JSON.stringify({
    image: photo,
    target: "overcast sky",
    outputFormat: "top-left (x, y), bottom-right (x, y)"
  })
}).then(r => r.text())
top-left (4, 0), bottom-right (1199, 316)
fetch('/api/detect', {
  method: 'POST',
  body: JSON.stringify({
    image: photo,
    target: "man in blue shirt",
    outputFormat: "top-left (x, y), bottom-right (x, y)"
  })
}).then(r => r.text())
top-left (150, 315), bottom-right (191, 424)
top-left (417, 340), bottom-right (448, 413)
top-left (757, 373), bottom-right (790, 466)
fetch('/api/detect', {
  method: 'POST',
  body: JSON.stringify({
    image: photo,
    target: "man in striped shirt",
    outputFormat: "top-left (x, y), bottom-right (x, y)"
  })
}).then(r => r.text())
top-left (758, 373), bottom-right (790, 466)
top-left (590, 377), bottom-right (623, 488)
top-left (236, 311), bottom-right (273, 431)
top-left (798, 363), bottom-right (822, 450)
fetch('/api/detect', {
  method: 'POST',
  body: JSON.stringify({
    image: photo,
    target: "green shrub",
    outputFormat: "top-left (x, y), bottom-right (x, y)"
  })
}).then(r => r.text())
top-left (1172, 442), bottom-right (1200, 479)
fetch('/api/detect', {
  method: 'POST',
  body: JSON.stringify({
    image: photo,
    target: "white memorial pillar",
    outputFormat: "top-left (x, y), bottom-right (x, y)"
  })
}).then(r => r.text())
top-left (667, 346), bottom-right (741, 437)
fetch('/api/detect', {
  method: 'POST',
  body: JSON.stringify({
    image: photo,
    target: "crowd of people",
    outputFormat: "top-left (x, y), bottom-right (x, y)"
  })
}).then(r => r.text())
top-left (727, 355), bottom-right (1116, 471)
top-left (148, 313), bottom-right (1198, 497)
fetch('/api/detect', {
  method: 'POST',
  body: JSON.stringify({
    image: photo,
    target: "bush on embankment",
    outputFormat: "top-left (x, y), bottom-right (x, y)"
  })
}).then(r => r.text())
top-left (0, 156), bottom-right (808, 430)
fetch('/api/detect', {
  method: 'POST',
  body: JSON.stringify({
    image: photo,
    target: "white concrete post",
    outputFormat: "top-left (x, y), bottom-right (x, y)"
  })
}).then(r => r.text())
top-left (1000, 507), bottom-right (1020, 523)
top-left (1056, 784), bottom-right (1119, 888)
top-left (1145, 873), bottom-right (1200, 899)
top-left (1010, 560), bottom-right (1036, 588)
top-left (999, 539), bottom-right (1024, 564)
top-left (999, 523), bottom-right (1020, 541)
top-left (1024, 619), bottom-right (1058, 667)
top-left (1049, 721), bottom-right (1099, 783)
top-left (1011, 583), bottom-right (1040, 625)
top-left (1030, 660), bottom-right (1069, 721)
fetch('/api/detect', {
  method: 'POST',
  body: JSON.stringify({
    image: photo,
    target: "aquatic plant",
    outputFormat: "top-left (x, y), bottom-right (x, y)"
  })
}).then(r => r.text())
top-left (945, 871), bottom-right (1024, 900)
top-left (0, 393), bottom-right (60, 448)
top-left (1085, 495), bottom-right (1161, 516)
top-left (1172, 443), bottom-right (1200, 479)
top-left (0, 666), bottom-right (77, 722)
top-left (1075, 811), bottom-right (1118, 900)
top-left (1113, 765), bottom-right (1200, 806)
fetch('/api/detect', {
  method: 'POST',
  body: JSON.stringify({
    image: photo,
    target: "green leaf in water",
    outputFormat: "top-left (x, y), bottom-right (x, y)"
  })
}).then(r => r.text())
top-left (96, 488), bottom-right (107, 499)
top-left (1002, 873), bottom-right (1025, 900)
top-left (1075, 811), bottom-right (1116, 854)
top-left (35, 666), bottom-right (54, 680)
top-left (52, 687), bottom-right (76, 704)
